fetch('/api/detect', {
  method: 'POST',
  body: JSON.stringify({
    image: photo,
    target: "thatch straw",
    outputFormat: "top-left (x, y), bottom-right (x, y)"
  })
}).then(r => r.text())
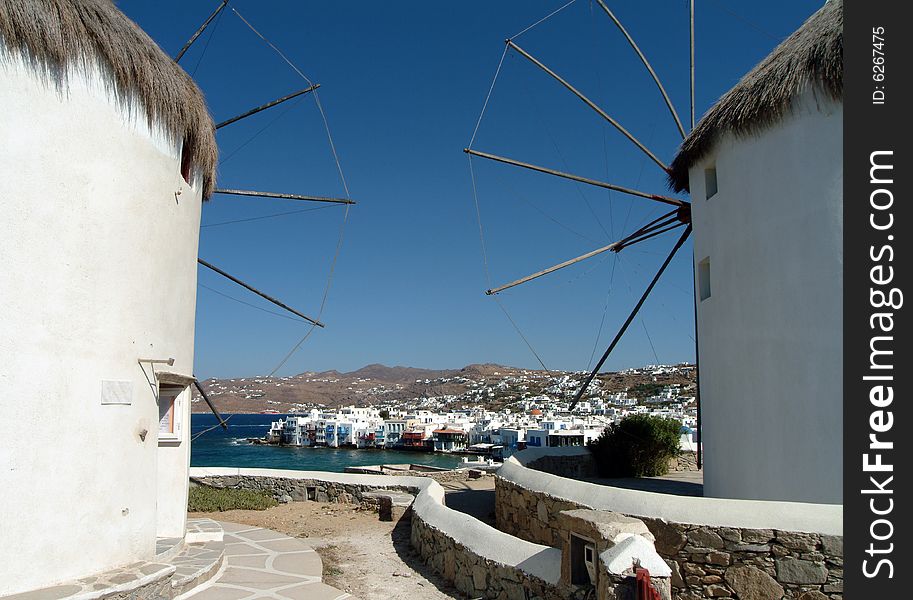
top-left (0, 0), bottom-right (217, 198)
top-left (668, 0), bottom-right (842, 192)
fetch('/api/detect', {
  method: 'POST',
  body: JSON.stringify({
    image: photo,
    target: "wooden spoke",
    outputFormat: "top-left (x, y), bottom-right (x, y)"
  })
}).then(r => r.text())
top-left (465, 148), bottom-right (686, 207)
top-left (507, 40), bottom-right (670, 171)
top-left (569, 225), bottom-right (692, 410)
top-left (193, 380), bottom-right (228, 429)
top-left (215, 85), bottom-right (320, 129)
top-left (593, 0), bottom-right (687, 138)
top-left (487, 209), bottom-right (682, 295)
top-left (197, 258), bottom-right (324, 327)
top-left (175, 0), bottom-right (230, 63)
top-left (213, 188), bottom-right (355, 205)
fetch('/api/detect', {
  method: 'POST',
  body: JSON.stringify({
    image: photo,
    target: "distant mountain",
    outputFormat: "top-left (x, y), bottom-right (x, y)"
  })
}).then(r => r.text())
top-left (343, 364), bottom-right (461, 382)
top-left (193, 362), bottom-right (695, 414)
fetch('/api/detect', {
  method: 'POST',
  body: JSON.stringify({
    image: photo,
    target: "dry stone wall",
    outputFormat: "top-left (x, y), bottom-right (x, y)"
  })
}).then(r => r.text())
top-left (191, 473), bottom-right (418, 511)
top-left (668, 451), bottom-right (700, 472)
top-left (496, 474), bottom-right (843, 600)
top-left (410, 515), bottom-right (578, 600)
top-left (525, 450), bottom-right (700, 477)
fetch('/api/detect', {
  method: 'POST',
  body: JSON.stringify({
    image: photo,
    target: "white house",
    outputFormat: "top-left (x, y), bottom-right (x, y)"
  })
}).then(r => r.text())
top-left (0, 0), bottom-right (218, 595)
top-left (668, 0), bottom-right (842, 504)
top-left (383, 419), bottom-right (407, 448)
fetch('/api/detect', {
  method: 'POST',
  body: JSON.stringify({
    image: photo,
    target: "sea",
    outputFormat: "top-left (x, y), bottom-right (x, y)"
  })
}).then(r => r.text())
top-left (190, 413), bottom-right (468, 471)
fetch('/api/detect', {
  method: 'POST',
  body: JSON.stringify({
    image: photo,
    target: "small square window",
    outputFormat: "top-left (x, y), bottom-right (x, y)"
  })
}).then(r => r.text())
top-left (704, 166), bottom-right (718, 199)
top-left (698, 257), bottom-right (711, 301)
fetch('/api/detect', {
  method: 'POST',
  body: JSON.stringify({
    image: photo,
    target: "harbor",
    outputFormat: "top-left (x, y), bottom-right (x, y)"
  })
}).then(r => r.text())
top-left (191, 413), bottom-right (478, 472)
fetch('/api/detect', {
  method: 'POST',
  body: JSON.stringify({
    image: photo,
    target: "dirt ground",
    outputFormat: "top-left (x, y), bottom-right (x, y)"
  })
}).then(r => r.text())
top-left (190, 477), bottom-right (497, 600)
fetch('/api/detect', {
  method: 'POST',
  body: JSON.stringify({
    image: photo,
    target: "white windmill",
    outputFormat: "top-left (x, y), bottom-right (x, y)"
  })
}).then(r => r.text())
top-left (467, 0), bottom-right (843, 504)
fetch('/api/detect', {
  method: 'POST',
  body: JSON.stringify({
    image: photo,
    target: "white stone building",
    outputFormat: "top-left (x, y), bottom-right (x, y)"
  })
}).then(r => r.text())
top-left (668, 1), bottom-right (842, 504)
top-left (0, 0), bottom-right (218, 595)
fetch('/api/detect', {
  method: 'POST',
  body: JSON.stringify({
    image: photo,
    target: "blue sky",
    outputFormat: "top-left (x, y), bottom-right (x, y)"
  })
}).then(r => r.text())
top-left (122, 0), bottom-right (823, 378)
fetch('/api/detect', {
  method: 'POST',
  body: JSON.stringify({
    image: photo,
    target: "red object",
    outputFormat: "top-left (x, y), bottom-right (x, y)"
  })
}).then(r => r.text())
top-left (635, 567), bottom-right (662, 600)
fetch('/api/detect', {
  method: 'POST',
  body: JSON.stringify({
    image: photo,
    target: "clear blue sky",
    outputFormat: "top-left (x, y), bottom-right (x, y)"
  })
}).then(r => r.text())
top-left (122, 0), bottom-right (823, 378)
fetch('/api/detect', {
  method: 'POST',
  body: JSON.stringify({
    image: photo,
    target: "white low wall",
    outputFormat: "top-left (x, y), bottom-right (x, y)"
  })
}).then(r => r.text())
top-left (506, 448), bottom-right (841, 535)
top-left (410, 478), bottom-right (561, 585)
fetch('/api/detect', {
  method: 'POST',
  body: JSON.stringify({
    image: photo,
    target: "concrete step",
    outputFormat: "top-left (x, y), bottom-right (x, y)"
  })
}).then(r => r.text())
top-left (2, 522), bottom-right (226, 600)
top-left (169, 539), bottom-right (225, 597)
top-left (185, 518), bottom-right (223, 544)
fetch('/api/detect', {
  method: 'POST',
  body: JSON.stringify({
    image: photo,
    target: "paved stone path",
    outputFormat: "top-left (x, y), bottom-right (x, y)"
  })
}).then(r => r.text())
top-left (441, 478), bottom-right (496, 525)
top-left (182, 522), bottom-right (353, 600)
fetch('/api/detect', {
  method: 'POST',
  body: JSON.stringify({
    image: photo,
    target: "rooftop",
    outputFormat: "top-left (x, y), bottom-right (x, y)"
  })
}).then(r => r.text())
top-left (668, 0), bottom-right (842, 191)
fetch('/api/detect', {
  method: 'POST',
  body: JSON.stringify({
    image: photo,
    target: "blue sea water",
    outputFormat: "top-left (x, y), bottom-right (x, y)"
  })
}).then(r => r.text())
top-left (190, 413), bottom-right (467, 471)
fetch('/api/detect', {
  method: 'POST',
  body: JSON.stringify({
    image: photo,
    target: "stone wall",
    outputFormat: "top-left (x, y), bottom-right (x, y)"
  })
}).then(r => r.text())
top-left (410, 513), bottom-right (576, 600)
top-left (495, 472), bottom-right (843, 600)
top-left (668, 451), bottom-right (700, 472)
top-left (526, 451), bottom-right (598, 479)
top-left (191, 473), bottom-right (418, 512)
top-left (526, 449), bottom-right (700, 477)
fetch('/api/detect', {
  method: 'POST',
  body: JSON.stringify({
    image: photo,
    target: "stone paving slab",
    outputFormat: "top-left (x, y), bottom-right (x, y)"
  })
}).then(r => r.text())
top-left (3, 522), bottom-right (349, 600)
top-left (181, 522), bottom-right (354, 600)
top-left (170, 539), bottom-right (225, 596)
top-left (156, 537), bottom-right (184, 562)
top-left (186, 518), bottom-right (224, 543)
top-left (1, 562), bottom-right (175, 600)
top-left (3, 524), bottom-right (222, 600)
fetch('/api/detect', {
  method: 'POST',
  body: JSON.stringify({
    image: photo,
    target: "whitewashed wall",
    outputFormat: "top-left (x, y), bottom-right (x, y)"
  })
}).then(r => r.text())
top-left (156, 385), bottom-right (193, 539)
top-left (0, 55), bottom-right (202, 594)
top-left (689, 89), bottom-right (843, 504)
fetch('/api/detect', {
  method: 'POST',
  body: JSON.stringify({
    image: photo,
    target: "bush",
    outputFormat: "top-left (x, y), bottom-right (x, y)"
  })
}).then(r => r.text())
top-left (188, 486), bottom-right (279, 512)
top-left (588, 414), bottom-right (682, 478)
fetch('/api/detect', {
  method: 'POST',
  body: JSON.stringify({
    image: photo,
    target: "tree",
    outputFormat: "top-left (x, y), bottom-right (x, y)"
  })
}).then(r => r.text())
top-left (588, 414), bottom-right (682, 477)
top-left (379, 409), bottom-right (390, 419)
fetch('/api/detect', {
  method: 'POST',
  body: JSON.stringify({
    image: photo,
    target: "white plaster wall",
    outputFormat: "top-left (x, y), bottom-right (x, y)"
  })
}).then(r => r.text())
top-left (0, 55), bottom-right (202, 594)
top-left (505, 448), bottom-right (842, 535)
top-left (156, 386), bottom-right (192, 538)
top-left (689, 89), bottom-right (843, 504)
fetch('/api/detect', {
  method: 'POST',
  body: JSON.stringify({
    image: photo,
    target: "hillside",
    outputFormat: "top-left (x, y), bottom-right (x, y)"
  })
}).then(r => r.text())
top-left (192, 363), bottom-right (696, 414)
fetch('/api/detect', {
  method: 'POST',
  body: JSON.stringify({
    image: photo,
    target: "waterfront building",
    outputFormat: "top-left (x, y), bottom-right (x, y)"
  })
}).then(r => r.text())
top-left (432, 428), bottom-right (470, 452)
top-left (384, 419), bottom-right (407, 448)
top-left (401, 425), bottom-right (434, 450)
top-left (266, 419), bottom-right (284, 444)
top-left (497, 427), bottom-right (526, 455)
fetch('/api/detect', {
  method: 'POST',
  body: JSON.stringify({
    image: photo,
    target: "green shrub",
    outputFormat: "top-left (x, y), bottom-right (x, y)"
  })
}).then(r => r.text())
top-left (588, 414), bottom-right (682, 478)
top-left (188, 486), bottom-right (279, 512)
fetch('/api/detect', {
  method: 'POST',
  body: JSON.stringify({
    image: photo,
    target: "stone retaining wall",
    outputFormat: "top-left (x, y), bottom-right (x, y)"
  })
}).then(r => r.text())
top-left (668, 451), bottom-right (700, 472)
top-left (410, 513), bottom-right (575, 600)
top-left (526, 451), bottom-right (598, 479)
top-left (526, 449), bottom-right (700, 478)
top-left (495, 451), bottom-right (843, 600)
top-left (191, 473), bottom-right (418, 512)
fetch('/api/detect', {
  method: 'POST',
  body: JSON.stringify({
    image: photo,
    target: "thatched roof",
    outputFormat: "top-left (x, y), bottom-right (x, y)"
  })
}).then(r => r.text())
top-left (0, 0), bottom-right (217, 198)
top-left (668, 0), bottom-right (842, 192)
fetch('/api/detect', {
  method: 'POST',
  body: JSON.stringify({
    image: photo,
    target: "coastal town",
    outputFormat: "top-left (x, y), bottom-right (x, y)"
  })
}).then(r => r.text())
top-left (1, 1), bottom-right (858, 599)
top-left (206, 363), bottom-right (699, 457)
